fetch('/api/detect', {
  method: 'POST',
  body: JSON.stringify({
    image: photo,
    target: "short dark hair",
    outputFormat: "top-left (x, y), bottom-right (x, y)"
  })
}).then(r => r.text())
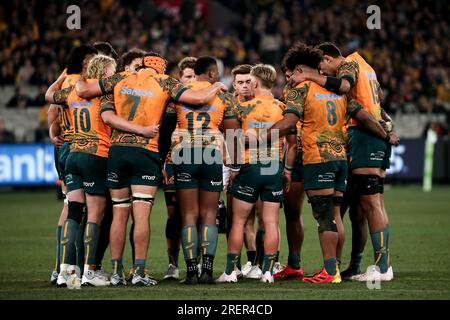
top-left (194, 56), bottom-right (217, 76)
top-left (231, 64), bottom-right (252, 79)
top-left (316, 42), bottom-right (342, 58)
top-left (283, 42), bottom-right (323, 70)
top-left (66, 44), bottom-right (98, 75)
top-left (118, 48), bottom-right (145, 71)
top-left (93, 41), bottom-right (118, 60)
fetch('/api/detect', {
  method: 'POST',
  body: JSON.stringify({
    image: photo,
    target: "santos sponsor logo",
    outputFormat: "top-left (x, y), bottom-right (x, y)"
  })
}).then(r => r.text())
top-left (120, 86), bottom-right (154, 97)
top-left (318, 172), bottom-right (335, 183)
top-left (315, 93), bottom-right (342, 101)
top-left (0, 144), bottom-right (58, 186)
top-left (107, 172), bottom-right (119, 182)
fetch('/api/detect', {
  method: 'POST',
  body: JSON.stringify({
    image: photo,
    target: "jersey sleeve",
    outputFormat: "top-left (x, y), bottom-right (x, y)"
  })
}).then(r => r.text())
top-left (165, 102), bottom-right (177, 117)
top-left (218, 92), bottom-right (238, 120)
top-left (337, 61), bottom-right (359, 88)
top-left (281, 84), bottom-right (291, 104)
top-left (53, 86), bottom-right (73, 105)
top-left (100, 94), bottom-right (115, 113)
top-left (99, 73), bottom-right (128, 95)
top-left (283, 83), bottom-right (310, 119)
top-left (155, 76), bottom-right (189, 102)
top-left (345, 95), bottom-right (363, 118)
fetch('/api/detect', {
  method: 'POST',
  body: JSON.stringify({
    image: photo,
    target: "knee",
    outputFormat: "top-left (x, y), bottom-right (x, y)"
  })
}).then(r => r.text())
top-left (309, 195), bottom-right (337, 233)
top-left (68, 201), bottom-right (86, 223)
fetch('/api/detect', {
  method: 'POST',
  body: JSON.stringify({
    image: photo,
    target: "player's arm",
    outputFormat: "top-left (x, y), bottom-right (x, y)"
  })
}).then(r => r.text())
top-left (49, 120), bottom-right (64, 147)
top-left (100, 95), bottom-right (159, 138)
top-left (283, 132), bottom-right (297, 193)
top-left (45, 71), bottom-right (69, 103)
top-left (347, 97), bottom-right (399, 145)
top-left (158, 103), bottom-right (178, 165)
top-left (164, 76), bottom-right (227, 105)
top-left (76, 73), bottom-right (127, 99)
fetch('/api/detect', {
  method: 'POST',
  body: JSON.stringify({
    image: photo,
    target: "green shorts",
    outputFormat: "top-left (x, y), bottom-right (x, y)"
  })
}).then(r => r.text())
top-left (163, 163), bottom-right (175, 192)
top-left (231, 161), bottom-right (284, 203)
top-left (173, 147), bottom-right (223, 192)
top-left (283, 150), bottom-right (303, 183)
top-left (65, 152), bottom-right (108, 195)
top-left (302, 160), bottom-right (348, 193)
top-left (54, 142), bottom-right (70, 182)
top-left (348, 127), bottom-right (391, 170)
top-left (106, 146), bottom-right (162, 189)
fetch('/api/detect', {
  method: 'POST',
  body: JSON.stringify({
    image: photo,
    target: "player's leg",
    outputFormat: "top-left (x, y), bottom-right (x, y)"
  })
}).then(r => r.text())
top-left (275, 180), bottom-right (305, 279)
top-left (51, 184), bottom-right (68, 284)
top-left (333, 161), bottom-right (348, 270)
top-left (95, 193), bottom-right (113, 273)
top-left (242, 209), bottom-right (256, 275)
top-left (259, 200), bottom-right (281, 283)
top-left (163, 190), bottom-right (181, 280)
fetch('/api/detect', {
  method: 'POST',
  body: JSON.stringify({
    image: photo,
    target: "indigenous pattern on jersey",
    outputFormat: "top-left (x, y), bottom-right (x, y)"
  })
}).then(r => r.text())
top-left (100, 69), bottom-right (189, 153)
top-left (340, 52), bottom-right (382, 127)
top-left (284, 81), bottom-right (361, 165)
top-left (53, 84), bottom-right (110, 158)
top-left (282, 84), bottom-right (302, 153)
top-left (236, 96), bottom-right (285, 164)
top-left (59, 73), bottom-right (80, 142)
top-left (168, 80), bottom-right (237, 151)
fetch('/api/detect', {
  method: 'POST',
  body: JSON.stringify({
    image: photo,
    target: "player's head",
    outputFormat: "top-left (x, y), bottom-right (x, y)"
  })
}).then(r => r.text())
top-left (93, 41), bottom-right (119, 60)
top-left (232, 64), bottom-right (253, 101)
top-left (178, 57), bottom-right (197, 85)
top-left (119, 48), bottom-right (145, 73)
top-left (194, 56), bottom-right (219, 83)
top-left (66, 44), bottom-right (98, 75)
top-left (283, 42), bottom-right (322, 75)
top-left (316, 42), bottom-right (343, 76)
top-left (85, 54), bottom-right (117, 80)
top-left (250, 64), bottom-right (277, 91)
top-left (142, 52), bottom-right (167, 74)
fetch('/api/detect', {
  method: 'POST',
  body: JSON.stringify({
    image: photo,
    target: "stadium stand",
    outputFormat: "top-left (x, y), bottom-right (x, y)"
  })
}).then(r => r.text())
top-left (0, 0), bottom-right (449, 142)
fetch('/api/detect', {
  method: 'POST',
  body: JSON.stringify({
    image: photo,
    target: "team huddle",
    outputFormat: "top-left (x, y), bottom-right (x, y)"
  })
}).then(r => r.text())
top-left (46, 40), bottom-right (399, 287)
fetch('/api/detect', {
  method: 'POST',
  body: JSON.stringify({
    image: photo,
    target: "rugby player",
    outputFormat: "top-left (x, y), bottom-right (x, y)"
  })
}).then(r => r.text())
top-left (289, 42), bottom-right (399, 281)
top-left (217, 64), bottom-right (286, 284)
top-left (47, 44), bottom-right (98, 285)
top-left (166, 56), bottom-right (238, 285)
top-left (74, 52), bottom-right (227, 286)
top-left (270, 43), bottom-right (396, 284)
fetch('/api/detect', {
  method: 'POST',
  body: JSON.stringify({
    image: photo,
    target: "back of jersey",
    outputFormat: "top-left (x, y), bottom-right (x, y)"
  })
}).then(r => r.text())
top-left (346, 52), bottom-right (382, 127)
top-left (301, 81), bottom-right (347, 164)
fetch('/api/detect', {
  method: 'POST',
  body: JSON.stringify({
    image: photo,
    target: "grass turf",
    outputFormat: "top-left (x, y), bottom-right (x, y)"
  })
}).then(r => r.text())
top-left (0, 185), bottom-right (449, 300)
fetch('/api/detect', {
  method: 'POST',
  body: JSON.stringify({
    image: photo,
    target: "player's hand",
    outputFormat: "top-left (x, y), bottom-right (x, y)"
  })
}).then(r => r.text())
top-left (161, 168), bottom-right (173, 185)
top-left (213, 82), bottom-right (228, 92)
top-left (141, 125), bottom-right (160, 138)
top-left (229, 170), bottom-right (239, 185)
top-left (51, 135), bottom-right (65, 147)
top-left (388, 132), bottom-right (400, 146)
top-left (283, 171), bottom-right (292, 193)
top-left (288, 70), bottom-right (308, 87)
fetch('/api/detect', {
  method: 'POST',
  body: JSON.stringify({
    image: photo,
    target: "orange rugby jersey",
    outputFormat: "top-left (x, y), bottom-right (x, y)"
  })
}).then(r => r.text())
top-left (237, 96), bottom-right (285, 164)
top-left (284, 81), bottom-right (361, 165)
top-left (339, 52), bottom-right (382, 127)
top-left (168, 80), bottom-right (237, 151)
top-left (59, 73), bottom-right (80, 142)
top-left (53, 84), bottom-right (111, 158)
top-left (99, 69), bottom-right (189, 153)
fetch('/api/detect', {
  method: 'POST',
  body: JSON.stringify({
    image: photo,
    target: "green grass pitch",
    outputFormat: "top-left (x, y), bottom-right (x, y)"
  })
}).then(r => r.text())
top-left (0, 186), bottom-right (449, 300)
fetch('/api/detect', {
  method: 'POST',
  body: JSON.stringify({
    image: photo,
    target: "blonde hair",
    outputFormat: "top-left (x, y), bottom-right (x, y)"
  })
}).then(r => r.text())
top-left (178, 57), bottom-right (197, 75)
top-left (250, 64), bottom-right (277, 89)
top-left (85, 54), bottom-right (116, 80)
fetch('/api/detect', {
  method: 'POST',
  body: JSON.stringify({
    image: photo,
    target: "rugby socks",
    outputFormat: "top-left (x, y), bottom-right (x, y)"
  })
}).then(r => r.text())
top-left (129, 223), bottom-right (135, 263)
top-left (262, 253), bottom-right (277, 274)
top-left (55, 225), bottom-right (63, 272)
top-left (61, 219), bottom-right (78, 266)
top-left (225, 253), bottom-right (240, 275)
top-left (288, 253), bottom-right (301, 269)
top-left (349, 252), bottom-right (363, 274)
top-left (247, 250), bottom-right (256, 265)
top-left (324, 258), bottom-right (337, 276)
top-left (200, 224), bottom-right (218, 276)
top-left (182, 225), bottom-right (198, 277)
top-left (370, 228), bottom-right (389, 273)
top-left (111, 258), bottom-right (123, 276)
top-left (385, 224), bottom-right (391, 266)
top-left (133, 259), bottom-right (146, 277)
top-left (76, 221), bottom-right (86, 274)
top-left (275, 250), bottom-right (280, 263)
top-left (255, 228), bottom-right (265, 267)
top-left (83, 222), bottom-right (100, 268)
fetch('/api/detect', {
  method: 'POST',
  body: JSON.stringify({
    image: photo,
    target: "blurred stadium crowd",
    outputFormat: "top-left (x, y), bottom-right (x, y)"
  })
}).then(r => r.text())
top-left (0, 0), bottom-right (449, 142)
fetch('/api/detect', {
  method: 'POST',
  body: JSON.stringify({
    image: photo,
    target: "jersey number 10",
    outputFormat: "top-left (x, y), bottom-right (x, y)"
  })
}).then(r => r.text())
top-left (73, 108), bottom-right (91, 133)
